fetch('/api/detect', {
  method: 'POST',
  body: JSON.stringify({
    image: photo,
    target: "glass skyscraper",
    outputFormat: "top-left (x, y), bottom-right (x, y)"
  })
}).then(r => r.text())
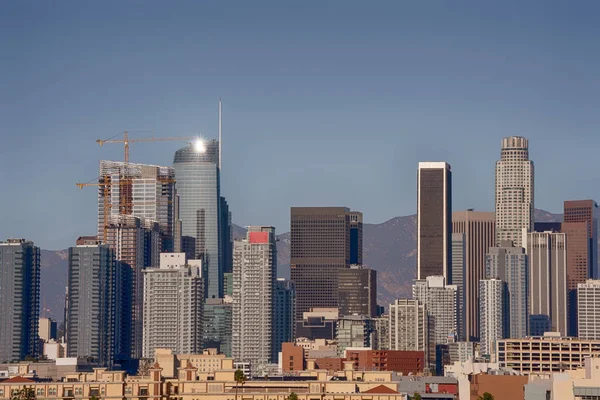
top-left (174, 140), bottom-right (222, 299)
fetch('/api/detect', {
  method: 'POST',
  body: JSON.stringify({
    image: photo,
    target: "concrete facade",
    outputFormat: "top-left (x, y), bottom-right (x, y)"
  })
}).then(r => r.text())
top-left (524, 231), bottom-right (568, 336)
top-left (577, 279), bottom-right (600, 340)
top-left (497, 333), bottom-right (600, 374)
top-left (452, 210), bottom-right (496, 342)
top-left (232, 227), bottom-right (277, 373)
top-left (495, 136), bottom-right (534, 247)
top-left (142, 254), bottom-right (204, 358)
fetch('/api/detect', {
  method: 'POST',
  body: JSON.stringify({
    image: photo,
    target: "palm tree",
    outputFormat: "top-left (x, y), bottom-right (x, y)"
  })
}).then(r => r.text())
top-left (234, 369), bottom-right (246, 400)
top-left (478, 393), bottom-right (494, 400)
top-left (412, 393), bottom-right (422, 400)
top-left (11, 386), bottom-right (35, 400)
top-left (288, 393), bottom-right (299, 400)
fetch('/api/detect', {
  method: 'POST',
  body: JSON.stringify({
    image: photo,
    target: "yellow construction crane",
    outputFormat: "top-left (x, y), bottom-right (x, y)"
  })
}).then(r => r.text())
top-left (76, 176), bottom-right (114, 243)
top-left (96, 131), bottom-right (197, 163)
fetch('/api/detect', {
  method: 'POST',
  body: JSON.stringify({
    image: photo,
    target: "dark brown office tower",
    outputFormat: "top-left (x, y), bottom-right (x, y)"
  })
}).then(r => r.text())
top-left (561, 221), bottom-right (590, 336)
top-left (417, 162), bottom-right (452, 280)
top-left (290, 207), bottom-right (360, 320)
top-left (564, 200), bottom-right (599, 279)
top-left (452, 210), bottom-right (495, 342)
top-left (339, 265), bottom-right (377, 317)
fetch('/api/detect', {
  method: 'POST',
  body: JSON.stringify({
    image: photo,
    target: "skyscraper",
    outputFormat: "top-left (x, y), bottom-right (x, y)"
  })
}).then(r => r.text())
top-left (338, 265), bottom-right (377, 317)
top-left (39, 317), bottom-right (57, 342)
top-left (564, 200), bottom-right (599, 279)
top-left (174, 140), bottom-right (222, 299)
top-left (98, 161), bottom-right (176, 252)
top-left (104, 215), bottom-right (157, 360)
top-left (412, 276), bottom-right (458, 368)
top-left (486, 241), bottom-right (529, 338)
top-left (203, 298), bottom-right (233, 357)
top-left (577, 280), bottom-right (600, 340)
top-left (495, 136), bottom-right (534, 247)
top-left (232, 226), bottom-right (276, 374)
top-left (0, 239), bottom-right (40, 363)
top-left (451, 233), bottom-right (465, 341)
top-left (142, 254), bottom-right (204, 358)
top-left (479, 279), bottom-right (508, 358)
top-left (290, 207), bottom-right (361, 320)
top-left (561, 222), bottom-right (590, 336)
top-left (524, 231), bottom-right (567, 336)
top-left (272, 279), bottom-right (295, 360)
top-left (349, 212), bottom-right (363, 265)
top-left (452, 210), bottom-right (496, 341)
top-left (389, 299), bottom-right (428, 363)
top-left (417, 162), bottom-right (452, 280)
top-left (220, 196), bottom-right (233, 273)
top-left (335, 315), bottom-right (375, 356)
top-left (67, 241), bottom-right (118, 366)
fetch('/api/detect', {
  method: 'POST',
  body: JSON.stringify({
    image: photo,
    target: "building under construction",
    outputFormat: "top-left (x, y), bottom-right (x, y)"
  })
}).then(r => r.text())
top-left (98, 160), bottom-right (179, 253)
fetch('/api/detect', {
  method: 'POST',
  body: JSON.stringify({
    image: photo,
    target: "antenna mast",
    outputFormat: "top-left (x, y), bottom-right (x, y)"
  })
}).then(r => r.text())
top-left (218, 98), bottom-right (222, 170)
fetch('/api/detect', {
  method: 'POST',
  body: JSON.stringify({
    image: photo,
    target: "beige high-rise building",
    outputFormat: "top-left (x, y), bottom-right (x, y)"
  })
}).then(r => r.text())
top-left (142, 254), bottom-right (204, 359)
top-left (232, 226), bottom-right (277, 374)
top-left (495, 136), bottom-right (534, 247)
top-left (524, 231), bottom-right (567, 336)
top-left (452, 210), bottom-right (495, 341)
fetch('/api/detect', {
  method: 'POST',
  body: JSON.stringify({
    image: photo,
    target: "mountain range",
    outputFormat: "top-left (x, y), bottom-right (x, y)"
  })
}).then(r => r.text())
top-left (39, 209), bottom-right (562, 321)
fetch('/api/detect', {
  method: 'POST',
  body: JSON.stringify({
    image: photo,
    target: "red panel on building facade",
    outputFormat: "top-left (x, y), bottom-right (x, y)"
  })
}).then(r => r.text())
top-left (249, 232), bottom-right (270, 244)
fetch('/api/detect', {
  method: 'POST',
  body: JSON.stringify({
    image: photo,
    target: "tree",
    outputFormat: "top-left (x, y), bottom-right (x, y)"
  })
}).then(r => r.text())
top-left (90, 396), bottom-right (99, 400)
top-left (478, 393), bottom-right (494, 400)
top-left (234, 369), bottom-right (246, 400)
top-left (11, 386), bottom-right (35, 400)
top-left (288, 393), bottom-right (298, 400)
top-left (137, 358), bottom-right (153, 376)
top-left (412, 393), bottom-right (422, 400)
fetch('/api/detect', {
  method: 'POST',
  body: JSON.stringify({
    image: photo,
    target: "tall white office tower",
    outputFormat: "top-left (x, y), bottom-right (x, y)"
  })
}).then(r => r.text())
top-left (495, 137), bottom-right (534, 247)
top-left (232, 227), bottom-right (277, 376)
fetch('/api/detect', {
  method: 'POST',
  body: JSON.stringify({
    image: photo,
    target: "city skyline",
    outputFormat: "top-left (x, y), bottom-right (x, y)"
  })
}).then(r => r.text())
top-left (3, 1), bottom-right (600, 249)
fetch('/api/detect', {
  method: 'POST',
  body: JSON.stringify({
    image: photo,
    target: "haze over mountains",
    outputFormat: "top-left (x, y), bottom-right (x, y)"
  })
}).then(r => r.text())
top-left (40, 209), bottom-right (562, 321)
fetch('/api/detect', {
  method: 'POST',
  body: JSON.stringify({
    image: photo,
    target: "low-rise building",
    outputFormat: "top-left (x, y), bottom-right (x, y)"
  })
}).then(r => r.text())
top-left (0, 363), bottom-right (414, 400)
top-left (345, 350), bottom-right (425, 375)
top-left (496, 332), bottom-right (600, 374)
top-left (294, 337), bottom-right (338, 358)
top-left (525, 357), bottom-right (600, 400)
top-left (469, 374), bottom-right (528, 400)
top-left (154, 348), bottom-right (233, 378)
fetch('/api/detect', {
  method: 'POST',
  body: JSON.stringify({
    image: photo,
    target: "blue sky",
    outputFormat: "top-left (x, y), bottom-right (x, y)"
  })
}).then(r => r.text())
top-left (1, 1), bottom-right (600, 249)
